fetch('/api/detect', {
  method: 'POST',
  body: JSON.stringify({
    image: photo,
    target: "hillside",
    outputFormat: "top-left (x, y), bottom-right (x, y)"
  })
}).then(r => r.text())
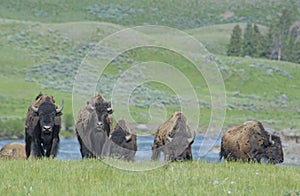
top-left (0, 0), bottom-right (299, 139)
top-left (0, 0), bottom-right (299, 28)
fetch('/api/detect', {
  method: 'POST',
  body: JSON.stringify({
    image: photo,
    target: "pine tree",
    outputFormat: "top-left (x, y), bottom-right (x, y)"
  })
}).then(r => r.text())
top-left (242, 23), bottom-right (255, 57)
top-left (227, 24), bottom-right (242, 56)
top-left (252, 24), bottom-right (265, 57)
top-left (264, 24), bottom-right (276, 59)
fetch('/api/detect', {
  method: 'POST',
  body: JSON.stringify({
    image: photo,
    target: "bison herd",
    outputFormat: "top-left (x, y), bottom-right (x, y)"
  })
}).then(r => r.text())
top-left (0, 93), bottom-right (284, 164)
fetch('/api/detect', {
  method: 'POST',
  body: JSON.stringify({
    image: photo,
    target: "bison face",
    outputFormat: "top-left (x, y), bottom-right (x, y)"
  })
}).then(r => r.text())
top-left (31, 100), bottom-right (64, 137)
top-left (88, 100), bottom-right (113, 136)
top-left (86, 107), bottom-right (104, 133)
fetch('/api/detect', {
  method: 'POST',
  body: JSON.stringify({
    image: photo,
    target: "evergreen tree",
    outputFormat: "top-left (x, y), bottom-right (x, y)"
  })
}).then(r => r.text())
top-left (265, 24), bottom-right (276, 59)
top-left (252, 24), bottom-right (265, 57)
top-left (227, 24), bottom-right (242, 56)
top-left (242, 23), bottom-right (255, 57)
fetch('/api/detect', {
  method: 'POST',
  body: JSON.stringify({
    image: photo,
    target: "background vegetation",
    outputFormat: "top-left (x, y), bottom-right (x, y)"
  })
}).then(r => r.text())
top-left (0, 0), bottom-right (299, 139)
top-left (227, 9), bottom-right (300, 63)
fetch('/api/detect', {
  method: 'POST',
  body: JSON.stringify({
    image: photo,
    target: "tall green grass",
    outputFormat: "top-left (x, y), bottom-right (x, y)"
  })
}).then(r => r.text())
top-left (0, 159), bottom-right (299, 195)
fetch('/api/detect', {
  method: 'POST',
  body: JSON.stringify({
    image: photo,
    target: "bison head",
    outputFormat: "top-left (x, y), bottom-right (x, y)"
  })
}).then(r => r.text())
top-left (31, 98), bottom-right (64, 137)
top-left (166, 117), bottom-right (195, 161)
top-left (87, 99), bottom-right (113, 136)
top-left (264, 135), bottom-right (284, 164)
top-left (254, 134), bottom-right (284, 164)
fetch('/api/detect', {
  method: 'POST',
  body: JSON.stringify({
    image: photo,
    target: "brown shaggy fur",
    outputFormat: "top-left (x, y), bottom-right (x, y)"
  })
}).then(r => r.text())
top-left (0, 143), bottom-right (26, 159)
top-left (152, 112), bottom-right (186, 148)
top-left (108, 119), bottom-right (137, 161)
top-left (151, 112), bottom-right (194, 161)
top-left (220, 121), bottom-right (283, 163)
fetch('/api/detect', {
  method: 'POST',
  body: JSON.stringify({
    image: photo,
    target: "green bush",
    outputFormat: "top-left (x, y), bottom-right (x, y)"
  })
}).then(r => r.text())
top-left (63, 113), bottom-right (74, 132)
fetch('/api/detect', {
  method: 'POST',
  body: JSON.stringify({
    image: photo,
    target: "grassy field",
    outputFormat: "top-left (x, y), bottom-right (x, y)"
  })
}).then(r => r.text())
top-left (0, 159), bottom-right (299, 195)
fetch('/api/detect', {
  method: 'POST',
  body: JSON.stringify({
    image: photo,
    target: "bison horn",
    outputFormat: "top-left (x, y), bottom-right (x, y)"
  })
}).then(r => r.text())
top-left (166, 135), bottom-right (173, 142)
top-left (187, 131), bottom-right (196, 144)
top-left (269, 134), bottom-right (275, 145)
top-left (125, 134), bottom-right (132, 142)
top-left (56, 100), bottom-right (64, 113)
top-left (31, 102), bottom-right (39, 112)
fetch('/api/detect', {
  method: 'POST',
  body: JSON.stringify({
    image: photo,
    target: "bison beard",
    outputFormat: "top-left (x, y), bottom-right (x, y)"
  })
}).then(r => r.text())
top-left (24, 94), bottom-right (63, 158)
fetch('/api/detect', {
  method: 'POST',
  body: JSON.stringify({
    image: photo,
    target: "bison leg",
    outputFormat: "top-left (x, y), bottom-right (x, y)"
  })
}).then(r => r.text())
top-left (164, 145), bottom-right (170, 161)
top-left (32, 140), bottom-right (43, 158)
top-left (25, 132), bottom-right (32, 158)
top-left (186, 145), bottom-right (193, 160)
top-left (151, 143), bottom-right (161, 161)
top-left (219, 145), bottom-right (226, 161)
top-left (77, 134), bottom-right (90, 159)
top-left (50, 137), bottom-right (59, 158)
top-left (43, 143), bottom-right (51, 157)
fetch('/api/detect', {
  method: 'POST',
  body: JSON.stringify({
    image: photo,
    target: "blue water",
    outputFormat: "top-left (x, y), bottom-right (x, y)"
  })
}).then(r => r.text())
top-left (0, 135), bottom-right (221, 162)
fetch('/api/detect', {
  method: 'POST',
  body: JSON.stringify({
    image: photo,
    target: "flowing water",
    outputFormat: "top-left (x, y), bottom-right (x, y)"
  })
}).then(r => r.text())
top-left (2, 136), bottom-right (299, 167)
top-left (0, 136), bottom-right (221, 162)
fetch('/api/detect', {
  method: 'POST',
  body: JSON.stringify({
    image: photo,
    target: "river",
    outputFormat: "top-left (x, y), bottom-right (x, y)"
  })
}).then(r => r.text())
top-left (0, 135), bottom-right (221, 162)
top-left (2, 136), bottom-right (298, 167)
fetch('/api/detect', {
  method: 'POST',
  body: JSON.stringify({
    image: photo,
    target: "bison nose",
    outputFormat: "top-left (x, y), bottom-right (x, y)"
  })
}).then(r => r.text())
top-left (97, 122), bottom-right (103, 126)
top-left (96, 122), bottom-right (104, 130)
top-left (42, 125), bottom-right (52, 133)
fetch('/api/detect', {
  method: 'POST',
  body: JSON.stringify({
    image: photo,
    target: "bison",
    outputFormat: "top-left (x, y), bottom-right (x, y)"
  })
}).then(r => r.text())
top-left (75, 95), bottom-right (113, 159)
top-left (151, 112), bottom-right (195, 162)
top-left (106, 119), bottom-right (137, 161)
top-left (220, 121), bottom-right (284, 164)
top-left (24, 93), bottom-right (64, 158)
top-left (0, 143), bottom-right (26, 159)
